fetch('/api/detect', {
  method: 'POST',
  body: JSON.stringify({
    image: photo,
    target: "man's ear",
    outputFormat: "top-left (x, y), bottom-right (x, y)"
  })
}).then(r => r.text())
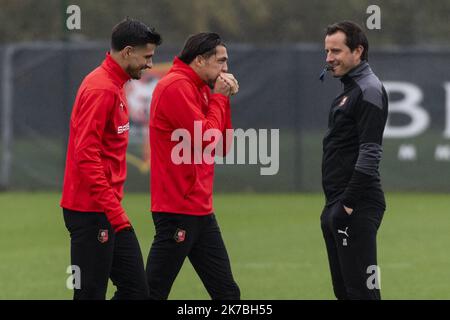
top-left (121, 46), bottom-right (133, 60)
top-left (195, 55), bottom-right (205, 67)
top-left (354, 45), bottom-right (364, 60)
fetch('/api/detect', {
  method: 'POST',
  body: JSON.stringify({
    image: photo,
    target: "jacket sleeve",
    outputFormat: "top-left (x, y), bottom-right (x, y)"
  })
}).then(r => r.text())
top-left (215, 98), bottom-right (233, 157)
top-left (341, 98), bottom-right (386, 209)
top-left (160, 80), bottom-right (230, 143)
top-left (73, 89), bottom-right (130, 232)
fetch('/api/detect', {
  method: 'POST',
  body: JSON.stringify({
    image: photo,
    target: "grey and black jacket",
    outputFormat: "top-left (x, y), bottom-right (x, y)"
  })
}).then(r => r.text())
top-left (322, 61), bottom-right (388, 210)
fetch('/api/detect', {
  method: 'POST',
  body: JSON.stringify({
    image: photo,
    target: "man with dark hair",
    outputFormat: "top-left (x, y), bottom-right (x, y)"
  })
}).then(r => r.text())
top-left (320, 21), bottom-right (388, 300)
top-left (61, 18), bottom-right (161, 300)
top-left (146, 32), bottom-right (240, 300)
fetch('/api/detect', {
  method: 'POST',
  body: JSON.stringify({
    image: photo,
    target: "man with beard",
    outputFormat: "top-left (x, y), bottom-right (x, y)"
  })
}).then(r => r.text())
top-left (61, 18), bottom-right (161, 299)
top-left (146, 32), bottom-right (240, 300)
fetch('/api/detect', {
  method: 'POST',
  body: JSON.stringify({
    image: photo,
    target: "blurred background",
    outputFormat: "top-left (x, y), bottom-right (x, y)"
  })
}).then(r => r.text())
top-left (0, 0), bottom-right (449, 299)
top-left (1, 0), bottom-right (450, 192)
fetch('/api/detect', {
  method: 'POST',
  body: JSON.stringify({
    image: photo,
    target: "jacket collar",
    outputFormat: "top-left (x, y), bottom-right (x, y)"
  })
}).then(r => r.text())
top-left (101, 52), bottom-right (131, 88)
top-left (169, 57), bottom-right (206, 88)
top-left (340, 61), bottom-right (372, 86)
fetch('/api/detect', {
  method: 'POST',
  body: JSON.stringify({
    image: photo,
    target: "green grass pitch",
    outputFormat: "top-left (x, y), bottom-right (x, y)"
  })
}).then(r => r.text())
top-left (0, 192), bottom-right (449, 299)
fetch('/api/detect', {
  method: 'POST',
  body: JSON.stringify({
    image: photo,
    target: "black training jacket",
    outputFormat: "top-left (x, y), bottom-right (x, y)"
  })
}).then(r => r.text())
top-left (322, 61), bottom-right (388, 210)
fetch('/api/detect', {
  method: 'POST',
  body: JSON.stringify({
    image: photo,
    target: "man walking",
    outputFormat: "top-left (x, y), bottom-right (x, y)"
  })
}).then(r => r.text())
top-left (146, 32), bottom-right (240, 300)
top-left (320, 21), bottom-right (388, 300)
top-left (61, 19), bottom-right (162, 299)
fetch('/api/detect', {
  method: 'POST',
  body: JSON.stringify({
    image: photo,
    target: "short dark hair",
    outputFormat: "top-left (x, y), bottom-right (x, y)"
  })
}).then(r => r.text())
top-left (178, 32), bottom-right (226, 64)
top-left (111, 18), bottom-right (162, 51)
top-left (326, 21), bottom-right (369, 61)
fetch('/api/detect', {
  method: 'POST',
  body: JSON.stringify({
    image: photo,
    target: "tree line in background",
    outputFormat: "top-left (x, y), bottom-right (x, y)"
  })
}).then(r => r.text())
top-left (1, 0), bottom-right (449, 46)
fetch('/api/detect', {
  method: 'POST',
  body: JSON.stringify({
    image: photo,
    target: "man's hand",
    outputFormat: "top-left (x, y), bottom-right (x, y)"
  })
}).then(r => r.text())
top-left (343, 205), bottom-right (353, 215)
top-left (109, 212), bottom-right (132, 233)
top-left (218, 73), bottom-right (239, 96)
top-left (213, 75), bottom-right (232, 96)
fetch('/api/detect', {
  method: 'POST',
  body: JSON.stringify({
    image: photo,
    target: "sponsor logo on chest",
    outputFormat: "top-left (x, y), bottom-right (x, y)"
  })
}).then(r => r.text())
top-left (117, 122), bottom-right (130, 134)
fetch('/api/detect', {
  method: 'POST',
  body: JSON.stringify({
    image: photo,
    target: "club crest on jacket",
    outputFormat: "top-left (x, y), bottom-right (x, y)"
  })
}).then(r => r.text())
top-left (338, 96), bottom-right (348, 107)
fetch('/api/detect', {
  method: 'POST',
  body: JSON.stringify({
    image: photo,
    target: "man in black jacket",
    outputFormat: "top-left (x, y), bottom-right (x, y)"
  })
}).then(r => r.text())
top-left (320, 21), bottom-right (388, 300)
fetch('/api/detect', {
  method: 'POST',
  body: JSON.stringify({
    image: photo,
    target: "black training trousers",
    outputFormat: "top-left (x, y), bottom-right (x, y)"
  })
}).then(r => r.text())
top-left (146, 212), bottom-right (240, 300)
top-left (63, 209), bottom-right (149, 300)
top-left (320, 201), bottom-right (384, 300)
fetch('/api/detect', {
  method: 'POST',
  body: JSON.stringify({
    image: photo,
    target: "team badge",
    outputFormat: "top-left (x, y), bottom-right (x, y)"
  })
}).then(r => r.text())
top-left (338, 96), bottom-right (348, 107)
top-left (98, 229), bottom-right (109, 243)
top-left (174, 228), bottom-right (186, 243)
